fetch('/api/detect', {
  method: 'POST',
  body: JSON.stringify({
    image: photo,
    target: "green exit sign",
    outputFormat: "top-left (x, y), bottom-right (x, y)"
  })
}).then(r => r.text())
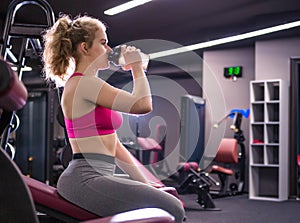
top-left (224, 66), bottom-right (242, 78)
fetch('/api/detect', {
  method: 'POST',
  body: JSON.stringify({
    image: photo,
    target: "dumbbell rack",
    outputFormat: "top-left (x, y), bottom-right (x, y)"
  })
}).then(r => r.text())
top-left (0, 0), bottom-right (55, 182)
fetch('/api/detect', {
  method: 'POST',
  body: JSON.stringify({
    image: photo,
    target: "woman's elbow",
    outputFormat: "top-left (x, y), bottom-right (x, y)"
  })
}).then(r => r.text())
top-left (131, 100), bottom-right (153, 114)
top-left (142, 103), bottom-right (153, 114)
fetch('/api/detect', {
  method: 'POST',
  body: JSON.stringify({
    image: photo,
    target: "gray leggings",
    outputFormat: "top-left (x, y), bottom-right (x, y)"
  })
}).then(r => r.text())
top-left (57, 154), bottom-right (185, 223)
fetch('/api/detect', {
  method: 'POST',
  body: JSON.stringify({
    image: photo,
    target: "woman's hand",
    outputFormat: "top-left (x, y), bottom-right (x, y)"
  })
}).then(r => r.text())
top-left (147, 181), bottom-right (164, 188)
top-left (121, 45), bottom-right (143, 71)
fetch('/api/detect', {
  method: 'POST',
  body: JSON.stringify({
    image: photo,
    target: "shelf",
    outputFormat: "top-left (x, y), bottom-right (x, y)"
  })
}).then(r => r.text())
top-left (265, 143), bottom-right (279, 146)
top-left (251, 103), bottom-right (264, 122)
top-left (266, 121), bottom-right (279, 124)
top-left (266, 102), bottom-right (279, 122)
top-left (266, 81), bottom-right (280, 101)
top-left (266, 145), bottom-right (279, 165)
top-left (266, 124), bottom-right (279, 144)
top-left (249, 196), bottom-right (283, 202)
top-left (251, 82), bottom-right (265, 102)
top-left (250, 164), bottom-right (279, 167)
top-left (251, 122), bottom-right (264, 125)
top-left (251, 124), bottom-right (264, 143)
top-left (250, 166), bottom-right (279, 199)
top-left (249, 79), bottom-right (288, 201)
top-left (251, 145), bottom-right (264, 165)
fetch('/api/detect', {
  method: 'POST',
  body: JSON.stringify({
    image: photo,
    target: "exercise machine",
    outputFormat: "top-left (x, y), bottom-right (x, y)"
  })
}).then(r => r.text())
top-left (211, 111), bottom-right (246, 196)
top-left (176, 112), bottom-right (246, 210)
top-left (177, 161), bottom-right (221, 210)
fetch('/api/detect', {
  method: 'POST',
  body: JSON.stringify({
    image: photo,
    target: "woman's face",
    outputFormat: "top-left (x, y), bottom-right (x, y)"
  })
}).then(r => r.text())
top-left (87, 28), bottom-right (112, 70)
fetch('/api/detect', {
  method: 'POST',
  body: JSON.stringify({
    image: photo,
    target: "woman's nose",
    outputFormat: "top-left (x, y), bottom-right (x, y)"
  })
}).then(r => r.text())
top-left (107, 45), bottom-right (113, 53)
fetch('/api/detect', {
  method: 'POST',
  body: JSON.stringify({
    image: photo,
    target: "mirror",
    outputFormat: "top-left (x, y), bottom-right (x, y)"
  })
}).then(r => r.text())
top-left (290, 57), bottom-right (300, 199)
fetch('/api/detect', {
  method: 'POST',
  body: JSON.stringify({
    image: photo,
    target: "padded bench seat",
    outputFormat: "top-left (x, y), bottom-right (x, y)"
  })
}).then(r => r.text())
top-left (82, 208), bottom-right (175, 223)
top-left (23, 175), bottom-right (179, 222)
top-left (23, 176), bottom-right (99, 221)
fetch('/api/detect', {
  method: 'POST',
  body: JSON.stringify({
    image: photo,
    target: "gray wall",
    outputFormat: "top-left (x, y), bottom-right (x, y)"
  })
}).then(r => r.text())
top-left (203, 47), bottom-right (255, 154)
top-left (202, 47), bottom-right (255, 191)
top-left (255, 37), bottom-right (300, 81)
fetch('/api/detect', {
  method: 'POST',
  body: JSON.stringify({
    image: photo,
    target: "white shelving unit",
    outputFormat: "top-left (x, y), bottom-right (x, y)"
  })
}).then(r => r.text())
top-left (249, 79), bottom-right (288, 201)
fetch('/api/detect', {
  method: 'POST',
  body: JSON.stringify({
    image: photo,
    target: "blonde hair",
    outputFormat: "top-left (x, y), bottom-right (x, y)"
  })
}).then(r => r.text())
top-left (42, 14), bottom-right (106, 86)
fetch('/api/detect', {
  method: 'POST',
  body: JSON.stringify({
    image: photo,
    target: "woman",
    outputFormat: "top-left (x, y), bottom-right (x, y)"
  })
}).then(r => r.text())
top-left (42, 14), bottom-right (185, 222)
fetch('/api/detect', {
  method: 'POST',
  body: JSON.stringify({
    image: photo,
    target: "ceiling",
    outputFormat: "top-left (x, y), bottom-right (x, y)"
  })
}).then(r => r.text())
top-left (1, 0), bottom-right (300, 51)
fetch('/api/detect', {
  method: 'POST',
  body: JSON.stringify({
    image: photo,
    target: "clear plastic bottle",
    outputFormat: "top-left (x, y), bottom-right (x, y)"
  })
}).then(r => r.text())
top-left (108, 45), bottom-right (150, 71)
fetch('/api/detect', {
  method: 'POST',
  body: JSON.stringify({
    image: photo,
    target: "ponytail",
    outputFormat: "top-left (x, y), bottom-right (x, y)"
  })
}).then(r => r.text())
top-left (42, 14), bottom-right (106, 87)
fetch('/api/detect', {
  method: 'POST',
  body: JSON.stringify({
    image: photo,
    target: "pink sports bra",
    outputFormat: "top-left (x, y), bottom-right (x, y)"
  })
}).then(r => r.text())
top-left (64, 73), bottom-right (123, 138)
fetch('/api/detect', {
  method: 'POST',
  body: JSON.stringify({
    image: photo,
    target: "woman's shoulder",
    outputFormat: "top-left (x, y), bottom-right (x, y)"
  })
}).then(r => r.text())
top-left (64, 73), bottom-right (106, 101)
top-left (66, 73), bottom-right (103, 87)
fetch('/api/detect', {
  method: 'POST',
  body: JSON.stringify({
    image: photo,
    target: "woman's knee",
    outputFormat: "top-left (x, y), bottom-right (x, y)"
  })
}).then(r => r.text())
top-left (155, 192), bottom-right (185, 223)
top-left (172, 199), bottom-right (185, 223)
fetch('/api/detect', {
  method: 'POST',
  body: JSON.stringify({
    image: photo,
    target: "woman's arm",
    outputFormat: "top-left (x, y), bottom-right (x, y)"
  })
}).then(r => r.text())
top-left (114, 139), bottom-right (149, 183)
top-left (98, 64), bottom-right (152, 114)
top-left (75, 48), bottom-right (152, 115)
top-left (114, 139), bottom-right (164, 187)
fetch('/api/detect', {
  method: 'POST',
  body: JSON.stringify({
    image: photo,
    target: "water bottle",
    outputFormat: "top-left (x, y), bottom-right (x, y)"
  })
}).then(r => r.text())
top-left (108, 45), bottom-right (150, 71)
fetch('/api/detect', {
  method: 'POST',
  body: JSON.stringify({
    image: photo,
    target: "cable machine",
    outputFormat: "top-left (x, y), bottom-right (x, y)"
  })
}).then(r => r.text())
top-left (177, 112), bottom-right (246, 210)
top-left (0, 0), bottom-right (56, 183)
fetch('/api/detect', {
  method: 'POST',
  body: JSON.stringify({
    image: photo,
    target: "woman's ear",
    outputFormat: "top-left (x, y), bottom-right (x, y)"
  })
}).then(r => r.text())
top-left (79, 42), bottom-right (88, 54)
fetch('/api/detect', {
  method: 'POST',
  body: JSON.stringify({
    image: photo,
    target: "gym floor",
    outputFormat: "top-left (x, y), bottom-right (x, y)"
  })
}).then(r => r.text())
top-left (181, 193), bottom-right (300, 223)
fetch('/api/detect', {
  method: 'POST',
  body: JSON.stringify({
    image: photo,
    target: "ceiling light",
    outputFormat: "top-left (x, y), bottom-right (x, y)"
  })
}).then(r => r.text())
top-left (104, 0), bottom-right (152, 16)
top-left (11, 66), bottom-right (32, 72)
top-left (149, 20), bottom-right (300, 59)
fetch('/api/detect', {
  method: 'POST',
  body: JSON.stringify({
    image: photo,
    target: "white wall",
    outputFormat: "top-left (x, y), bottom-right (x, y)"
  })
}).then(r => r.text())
top-left (203, 47), bottom-right (255, 153)
top-left (255, 37), bottom-right (300, 81)
top-left (202, 47), bottom-right (255, 191)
